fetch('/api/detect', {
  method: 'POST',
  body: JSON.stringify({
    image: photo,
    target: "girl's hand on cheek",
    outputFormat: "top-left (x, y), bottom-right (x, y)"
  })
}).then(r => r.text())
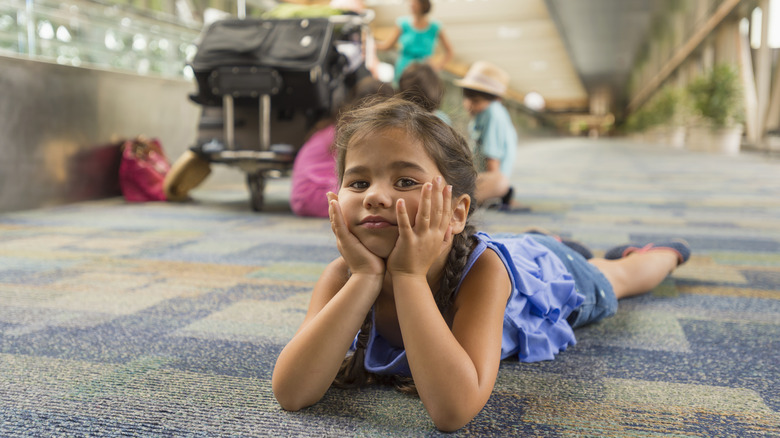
top-left (387, 177), bottom-right (453, 277)
top-left (327, 192), bottom-right (385, 277)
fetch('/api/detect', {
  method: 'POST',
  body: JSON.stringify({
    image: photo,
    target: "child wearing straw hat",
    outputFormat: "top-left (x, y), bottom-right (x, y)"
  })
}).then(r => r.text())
top-left (455, 61), bottom-right (518, 209)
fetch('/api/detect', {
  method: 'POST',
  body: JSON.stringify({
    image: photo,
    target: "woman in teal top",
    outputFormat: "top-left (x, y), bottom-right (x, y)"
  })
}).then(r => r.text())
top-left (377, 0), bottom-right (453, 83)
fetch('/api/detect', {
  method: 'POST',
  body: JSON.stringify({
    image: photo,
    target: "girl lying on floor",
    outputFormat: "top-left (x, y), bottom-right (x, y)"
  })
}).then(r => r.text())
top-left (271, 97), bottom-right (691, 431)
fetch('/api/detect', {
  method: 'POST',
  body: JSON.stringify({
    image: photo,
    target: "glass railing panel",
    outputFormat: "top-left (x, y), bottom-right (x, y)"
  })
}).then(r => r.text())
top-left (0, 0), bottom-right (202, 78)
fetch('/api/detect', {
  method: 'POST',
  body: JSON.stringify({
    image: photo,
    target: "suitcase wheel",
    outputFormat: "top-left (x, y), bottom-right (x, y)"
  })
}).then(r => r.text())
top-left (247, 173), bottom-right (266, 212)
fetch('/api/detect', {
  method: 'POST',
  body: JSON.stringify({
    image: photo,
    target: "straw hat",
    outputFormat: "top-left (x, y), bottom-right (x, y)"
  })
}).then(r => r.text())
top-left (454, 61), bottom-right (510, 97)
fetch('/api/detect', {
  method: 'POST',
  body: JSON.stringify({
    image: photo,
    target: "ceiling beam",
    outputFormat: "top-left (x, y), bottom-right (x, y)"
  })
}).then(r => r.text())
top-left (627, 0), bottom-right (742, 112)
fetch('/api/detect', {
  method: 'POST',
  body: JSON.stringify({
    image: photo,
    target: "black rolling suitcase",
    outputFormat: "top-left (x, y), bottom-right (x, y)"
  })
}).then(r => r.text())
top-left (187, 15), bottom-right (362, 210)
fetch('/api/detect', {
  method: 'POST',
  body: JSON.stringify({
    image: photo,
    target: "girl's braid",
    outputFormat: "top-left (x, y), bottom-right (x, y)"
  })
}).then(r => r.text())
top-left (333, 312), bottom-right (372, 388)
top-left (435, 224), bottom-right (477, 311)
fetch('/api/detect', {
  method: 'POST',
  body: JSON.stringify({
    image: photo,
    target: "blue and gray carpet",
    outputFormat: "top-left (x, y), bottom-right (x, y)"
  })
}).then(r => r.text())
top-left (1, 138), bottom-right (779, 436)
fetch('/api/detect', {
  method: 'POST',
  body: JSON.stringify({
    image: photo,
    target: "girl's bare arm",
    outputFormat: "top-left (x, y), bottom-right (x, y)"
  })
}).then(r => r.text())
top-left (272, 258), bottom-right (382, 411)
top-left (273, 196), bottom-right (385, 411)
top-left (393, 250), bottom-right (509, 431)
top-left (388, 179), bottom-right (510, 431)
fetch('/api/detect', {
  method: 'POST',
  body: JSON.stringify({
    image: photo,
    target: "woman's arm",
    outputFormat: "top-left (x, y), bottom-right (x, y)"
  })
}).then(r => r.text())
top-left (393, 250), bottom-right (509, 431)
top-left (375, 25), bottom-right (401, 52)
top-left (272, 195), bottom-right (385, 411)
top-left (431, 28), bottom-right (453, 71)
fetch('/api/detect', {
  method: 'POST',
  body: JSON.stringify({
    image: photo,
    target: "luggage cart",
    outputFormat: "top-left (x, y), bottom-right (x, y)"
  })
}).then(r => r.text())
top-left (187, 13), bottom-right (370, 211)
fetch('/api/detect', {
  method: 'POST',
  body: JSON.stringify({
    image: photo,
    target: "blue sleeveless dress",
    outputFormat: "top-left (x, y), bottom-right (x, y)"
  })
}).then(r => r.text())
top-left (362, 232), bottom-right (585, 376)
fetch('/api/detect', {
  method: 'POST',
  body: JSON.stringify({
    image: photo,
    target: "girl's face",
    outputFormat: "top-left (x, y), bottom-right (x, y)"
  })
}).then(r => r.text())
top-left (338, 127), bottom-right (444, 258)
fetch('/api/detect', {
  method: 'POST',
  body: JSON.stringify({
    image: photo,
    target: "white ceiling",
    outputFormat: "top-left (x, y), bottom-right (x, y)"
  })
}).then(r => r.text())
top-left (367, 0), bottom-right (660, 113)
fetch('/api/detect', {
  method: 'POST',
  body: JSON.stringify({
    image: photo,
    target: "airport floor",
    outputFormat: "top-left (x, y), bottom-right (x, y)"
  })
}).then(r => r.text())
top-left (1, 137), bottom-right (779, 436)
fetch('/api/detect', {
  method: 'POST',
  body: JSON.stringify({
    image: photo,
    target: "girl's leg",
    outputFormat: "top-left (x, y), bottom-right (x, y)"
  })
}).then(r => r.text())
top-left (588, 250), bottom-right (679, 299)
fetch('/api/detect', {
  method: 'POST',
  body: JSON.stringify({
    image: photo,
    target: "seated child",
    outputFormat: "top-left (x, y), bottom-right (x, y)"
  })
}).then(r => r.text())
top-left (397, 62), bottom-right (450, 124)
top-left (455, 61), bottom-right (517, 208)
top-left (289, 77), bottom-right (393, 217)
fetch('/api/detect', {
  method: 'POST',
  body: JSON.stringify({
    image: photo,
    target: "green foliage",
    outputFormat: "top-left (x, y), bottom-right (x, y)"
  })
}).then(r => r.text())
top-left (624, 106), bottom-right (650, 133)
top-left (687, 64), bottom-right (744, 128)
top-left (624, 85), bottom-right (691, 133)
top-left (651, 86), bottom-right (692, 127)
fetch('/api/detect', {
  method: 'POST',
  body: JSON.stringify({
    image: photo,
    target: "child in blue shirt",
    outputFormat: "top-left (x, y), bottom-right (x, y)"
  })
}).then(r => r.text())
top-left (455, 61), bottom-right (518, 208)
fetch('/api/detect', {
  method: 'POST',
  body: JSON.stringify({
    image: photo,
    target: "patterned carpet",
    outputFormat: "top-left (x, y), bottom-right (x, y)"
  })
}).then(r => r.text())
top-left (1, 138), bottom-right (779, 436)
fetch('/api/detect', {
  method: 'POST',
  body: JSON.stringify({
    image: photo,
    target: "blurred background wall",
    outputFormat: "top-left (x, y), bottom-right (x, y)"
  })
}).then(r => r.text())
top-left (1, 0), bottom-right (777, 213)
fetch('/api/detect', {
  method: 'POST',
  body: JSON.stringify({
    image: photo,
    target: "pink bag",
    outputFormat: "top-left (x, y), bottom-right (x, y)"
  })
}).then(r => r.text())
top-left (119, 137), bottom-right (171, 202)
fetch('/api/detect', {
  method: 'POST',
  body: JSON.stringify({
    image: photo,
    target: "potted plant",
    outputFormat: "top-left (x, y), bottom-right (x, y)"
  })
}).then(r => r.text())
top-left (624, 86), bottom-right (689, 146)
top-left (686, 64), bottom-right (744, 155)
top-left (651, 85), bottom-right (691, 148)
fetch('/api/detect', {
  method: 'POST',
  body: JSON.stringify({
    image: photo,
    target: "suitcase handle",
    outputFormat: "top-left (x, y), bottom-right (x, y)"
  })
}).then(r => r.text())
top-left (209, 67), bottom-right (282, 98)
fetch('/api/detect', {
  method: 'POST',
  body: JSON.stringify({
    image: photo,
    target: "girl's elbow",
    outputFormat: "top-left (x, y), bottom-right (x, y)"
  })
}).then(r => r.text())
top-left (428, 390), bottom-right (488, 431)
top-left (272, 377), bottom-right (317, 412)
top-left (430, 405), bottom-right (479, 432)
top-left (432, 412), bottom-right (473, 433)
top-left (276, 397), bottom-right (307, 412)
top-left (273, 388), bottom-right (316, 412)
top-left (272, 385), bottom-right (298, 411)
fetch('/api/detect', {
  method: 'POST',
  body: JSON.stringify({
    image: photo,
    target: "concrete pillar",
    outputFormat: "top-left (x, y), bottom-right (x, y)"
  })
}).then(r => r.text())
top-left (739, 21), bottom-right (759, 145)
top-left (589, 86), bottom-right (611, 117)
top-left (766, 57), bottom-right (780, 132)
top-left (701, 40), bottom-right (715, 71)
top-left (755, 0), bottom-right (772, 149)
top-left (714, 18), bottom-right (740, 65)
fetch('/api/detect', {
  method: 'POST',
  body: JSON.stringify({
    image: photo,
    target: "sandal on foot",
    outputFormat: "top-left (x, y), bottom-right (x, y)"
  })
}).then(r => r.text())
top-left (604, 239), bottom-right (691, 266)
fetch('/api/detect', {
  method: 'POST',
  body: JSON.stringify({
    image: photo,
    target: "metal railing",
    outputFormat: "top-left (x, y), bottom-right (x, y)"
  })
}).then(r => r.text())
top-left (0, 0), bottom-right (202, 78)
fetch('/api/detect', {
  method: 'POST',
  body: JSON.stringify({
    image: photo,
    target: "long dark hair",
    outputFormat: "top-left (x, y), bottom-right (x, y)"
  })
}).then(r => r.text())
top-left (332, 97), bottom-right (478, 394)
top-left (418, 0), bottom-right (432, 15)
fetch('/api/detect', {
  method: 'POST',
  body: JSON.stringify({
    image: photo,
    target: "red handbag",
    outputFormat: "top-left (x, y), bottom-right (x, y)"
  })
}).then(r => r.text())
top-left (119, 137), bottom-right (171, 202)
